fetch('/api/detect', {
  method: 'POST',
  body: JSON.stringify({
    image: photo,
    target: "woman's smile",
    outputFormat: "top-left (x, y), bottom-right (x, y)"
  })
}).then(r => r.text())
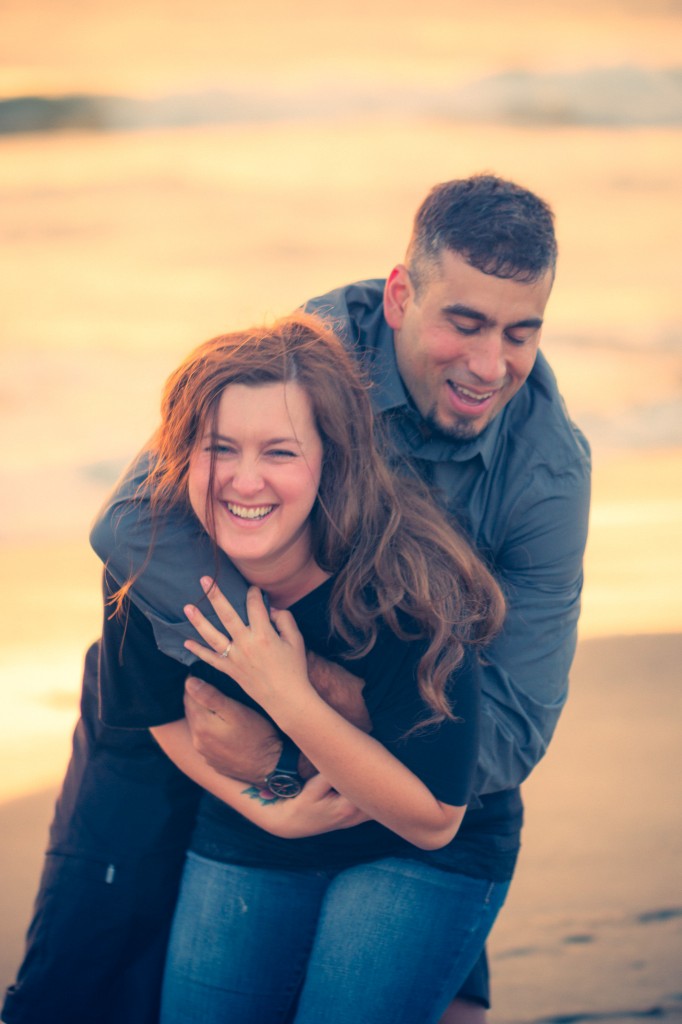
top-left (222, 501), bottom-right (277, 522)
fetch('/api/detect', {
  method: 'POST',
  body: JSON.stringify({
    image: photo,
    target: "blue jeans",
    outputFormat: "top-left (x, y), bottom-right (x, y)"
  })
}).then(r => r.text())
top-left (160, 852), bottom-right (509, 1024)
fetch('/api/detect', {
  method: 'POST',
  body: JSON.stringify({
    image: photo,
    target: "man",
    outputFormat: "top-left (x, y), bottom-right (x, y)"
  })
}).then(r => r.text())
top-left (3, 175), bottom-right (590, 1024)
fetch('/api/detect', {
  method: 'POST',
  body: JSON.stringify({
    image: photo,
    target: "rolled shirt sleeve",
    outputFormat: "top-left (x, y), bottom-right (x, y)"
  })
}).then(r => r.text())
top-left (472, 455), bottom-right (591, 795)
top-left (90, 450), bottom-right (251, 666)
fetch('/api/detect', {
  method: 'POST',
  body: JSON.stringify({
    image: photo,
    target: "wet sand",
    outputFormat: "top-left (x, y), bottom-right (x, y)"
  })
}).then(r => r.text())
top-left (487, 632), bottom-right (682, 1023)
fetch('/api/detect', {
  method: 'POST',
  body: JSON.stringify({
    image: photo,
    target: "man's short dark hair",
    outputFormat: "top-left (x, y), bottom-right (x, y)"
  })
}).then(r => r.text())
top-left (406, 174), bottom-right (557, 291)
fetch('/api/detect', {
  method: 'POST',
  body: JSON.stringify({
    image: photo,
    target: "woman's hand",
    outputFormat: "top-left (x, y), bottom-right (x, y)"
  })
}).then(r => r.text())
top-left (183, 578), bottom-right (312, 717)
top-left (241, 773), bottom-right (369, 839)
top-left (181, 581), bottom-right (464, 851)
top-left (151, 719), bottom-right (368, 841)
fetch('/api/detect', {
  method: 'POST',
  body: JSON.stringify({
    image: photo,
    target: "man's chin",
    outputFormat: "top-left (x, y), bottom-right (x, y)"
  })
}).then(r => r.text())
top-left (425, 409), bottom-right (487, 443)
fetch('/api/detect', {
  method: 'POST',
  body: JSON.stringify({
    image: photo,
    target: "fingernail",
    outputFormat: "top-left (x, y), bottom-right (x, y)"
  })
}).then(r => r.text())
top-left (200, 577), bottom-right (213, 592)
top-left (185, 677), bottom-right (204, 696)
top-left (184, 604), bottom-right (196, 617)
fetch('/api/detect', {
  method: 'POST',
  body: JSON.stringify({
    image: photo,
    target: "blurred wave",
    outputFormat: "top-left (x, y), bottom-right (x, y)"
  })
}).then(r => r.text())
top-left (1, 65), bottom-right (680, 135)
top-left (578, 398), bottom-right (682, 449)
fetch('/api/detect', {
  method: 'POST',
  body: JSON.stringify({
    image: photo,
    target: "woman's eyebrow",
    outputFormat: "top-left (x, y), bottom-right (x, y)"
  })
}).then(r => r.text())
top-left (211, 433), bottom-right (301, 445)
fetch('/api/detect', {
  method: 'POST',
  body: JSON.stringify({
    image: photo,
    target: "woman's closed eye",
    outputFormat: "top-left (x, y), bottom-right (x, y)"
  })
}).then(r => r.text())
top-left (266, 448), bottom-right (299, 459)
top-left (206, 442), bottom-right (237, 456)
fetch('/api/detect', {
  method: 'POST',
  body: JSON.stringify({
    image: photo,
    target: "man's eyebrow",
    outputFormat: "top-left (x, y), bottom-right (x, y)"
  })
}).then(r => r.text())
top-left (509, 317), bottom-right (544, 329)
top-left (442, 303), bottom-right (489, 323)
top-left (442, 304), bottom-right (544, 330)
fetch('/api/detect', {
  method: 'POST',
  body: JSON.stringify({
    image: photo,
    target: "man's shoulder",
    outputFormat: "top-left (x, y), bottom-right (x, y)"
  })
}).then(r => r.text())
top-left (304, 279), bottom-right (387, 351)
top-left (501, 351), bottom-right (591, 479)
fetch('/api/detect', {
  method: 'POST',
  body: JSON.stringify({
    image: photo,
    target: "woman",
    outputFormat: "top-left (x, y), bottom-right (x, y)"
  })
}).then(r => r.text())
top-left (100, 312), bottom-right (509, 1024)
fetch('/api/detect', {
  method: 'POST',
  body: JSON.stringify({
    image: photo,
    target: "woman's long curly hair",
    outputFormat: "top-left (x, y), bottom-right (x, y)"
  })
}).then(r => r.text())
top-left (133, 312), bottom-right (505, 728)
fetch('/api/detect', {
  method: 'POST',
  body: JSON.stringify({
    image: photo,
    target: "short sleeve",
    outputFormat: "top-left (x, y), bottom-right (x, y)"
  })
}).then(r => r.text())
top-left (366, 641), bottom-right (481, 807)
top-left (99, 570), bottom-right (189, 728)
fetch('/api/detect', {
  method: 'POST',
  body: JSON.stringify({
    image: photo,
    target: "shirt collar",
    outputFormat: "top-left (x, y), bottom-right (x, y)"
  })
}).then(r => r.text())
top-left (368, 319), bottom-right (503, 470)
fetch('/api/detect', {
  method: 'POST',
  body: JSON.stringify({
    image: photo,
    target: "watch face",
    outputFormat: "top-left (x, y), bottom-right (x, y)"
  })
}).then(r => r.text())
top-left (266, 773), bottom-right (302, 799)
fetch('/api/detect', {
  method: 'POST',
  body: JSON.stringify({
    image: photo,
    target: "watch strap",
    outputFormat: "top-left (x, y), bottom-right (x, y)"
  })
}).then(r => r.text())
top-left (263, 735), bottom-right (303, 797)
top-left (273, 734), bottom-right (301, 776)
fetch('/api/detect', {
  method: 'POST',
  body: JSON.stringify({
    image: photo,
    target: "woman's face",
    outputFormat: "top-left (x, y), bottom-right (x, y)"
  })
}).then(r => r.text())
top-left (188, 381), bottom-right (324, 581)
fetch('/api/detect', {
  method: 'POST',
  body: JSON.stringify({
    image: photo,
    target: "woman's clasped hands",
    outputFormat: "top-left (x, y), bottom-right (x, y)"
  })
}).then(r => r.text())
top-left (245, 772), bottom-right (367, 838)
top-left (183, 577), bottom-right (311, 719)
top-left (182, 577), bottom-right (368, 837)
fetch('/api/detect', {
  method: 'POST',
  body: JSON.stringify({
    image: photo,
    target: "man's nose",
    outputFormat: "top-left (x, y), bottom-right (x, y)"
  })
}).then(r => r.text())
top-left (466, 333), bottom-right (506, 384)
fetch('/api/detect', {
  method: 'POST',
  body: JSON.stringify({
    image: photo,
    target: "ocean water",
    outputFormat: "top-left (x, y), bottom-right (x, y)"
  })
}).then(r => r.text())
top-left (2, 114), bottom-right (681, 541)
top-left (1, 124), bottom-right (680, 799)
top-left (2, 0), bottom-right (680, 543)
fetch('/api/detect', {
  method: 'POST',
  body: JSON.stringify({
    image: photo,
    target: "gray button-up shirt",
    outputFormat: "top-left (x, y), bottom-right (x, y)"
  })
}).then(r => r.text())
top-left (91, 280), bottom-right (591, 797)
top-left (306, 281), bottom-right (591, 796)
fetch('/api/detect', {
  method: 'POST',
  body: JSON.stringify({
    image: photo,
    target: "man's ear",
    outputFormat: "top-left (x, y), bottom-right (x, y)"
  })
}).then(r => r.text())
top-left (383, 265), bottom-right (412, 330)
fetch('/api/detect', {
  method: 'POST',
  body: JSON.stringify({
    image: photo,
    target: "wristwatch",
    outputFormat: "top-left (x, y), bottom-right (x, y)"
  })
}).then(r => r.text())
top-left (263, 735), bottom-right (303, 798)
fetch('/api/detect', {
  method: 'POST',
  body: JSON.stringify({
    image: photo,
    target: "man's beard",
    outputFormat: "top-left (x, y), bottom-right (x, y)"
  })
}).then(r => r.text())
top-left (422, 406), bottom-right (484, 444)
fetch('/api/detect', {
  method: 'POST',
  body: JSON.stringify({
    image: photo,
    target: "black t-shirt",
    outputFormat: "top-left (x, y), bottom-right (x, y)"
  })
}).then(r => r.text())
top-left (100, 571), bottom-right (521, 879)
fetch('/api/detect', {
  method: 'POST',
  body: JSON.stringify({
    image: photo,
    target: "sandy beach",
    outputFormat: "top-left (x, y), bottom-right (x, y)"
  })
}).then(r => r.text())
top-left (487, 632), bottom-right (682, 1022)
top-left (2, 632), bottom-right (680, 1022)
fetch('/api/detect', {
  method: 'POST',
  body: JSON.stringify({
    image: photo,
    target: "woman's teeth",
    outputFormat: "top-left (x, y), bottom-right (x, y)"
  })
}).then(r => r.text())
top-left (227, 503), bottom-right (274, 520)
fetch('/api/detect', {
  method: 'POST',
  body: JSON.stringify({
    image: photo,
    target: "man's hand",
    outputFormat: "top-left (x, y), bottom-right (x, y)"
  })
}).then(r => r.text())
top-left (306, 652), bottom-right (371, 733)
top-left (184, 656), bottom-right (371, 784)
top-left (184, 678), bottom-right (282, 785)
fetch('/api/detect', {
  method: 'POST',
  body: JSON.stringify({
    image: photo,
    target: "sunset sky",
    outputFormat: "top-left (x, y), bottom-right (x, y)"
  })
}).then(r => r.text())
top-left (2, 0), bottom-right (680, 97)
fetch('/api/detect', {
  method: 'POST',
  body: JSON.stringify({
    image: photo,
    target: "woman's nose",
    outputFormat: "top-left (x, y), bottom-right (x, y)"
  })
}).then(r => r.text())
top-left (230, 459), bottom-right (265, 495)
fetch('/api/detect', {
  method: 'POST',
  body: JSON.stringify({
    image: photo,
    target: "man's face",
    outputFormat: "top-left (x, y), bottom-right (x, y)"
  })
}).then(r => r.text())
top-left (385, 250), bottom-right (554, 441)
